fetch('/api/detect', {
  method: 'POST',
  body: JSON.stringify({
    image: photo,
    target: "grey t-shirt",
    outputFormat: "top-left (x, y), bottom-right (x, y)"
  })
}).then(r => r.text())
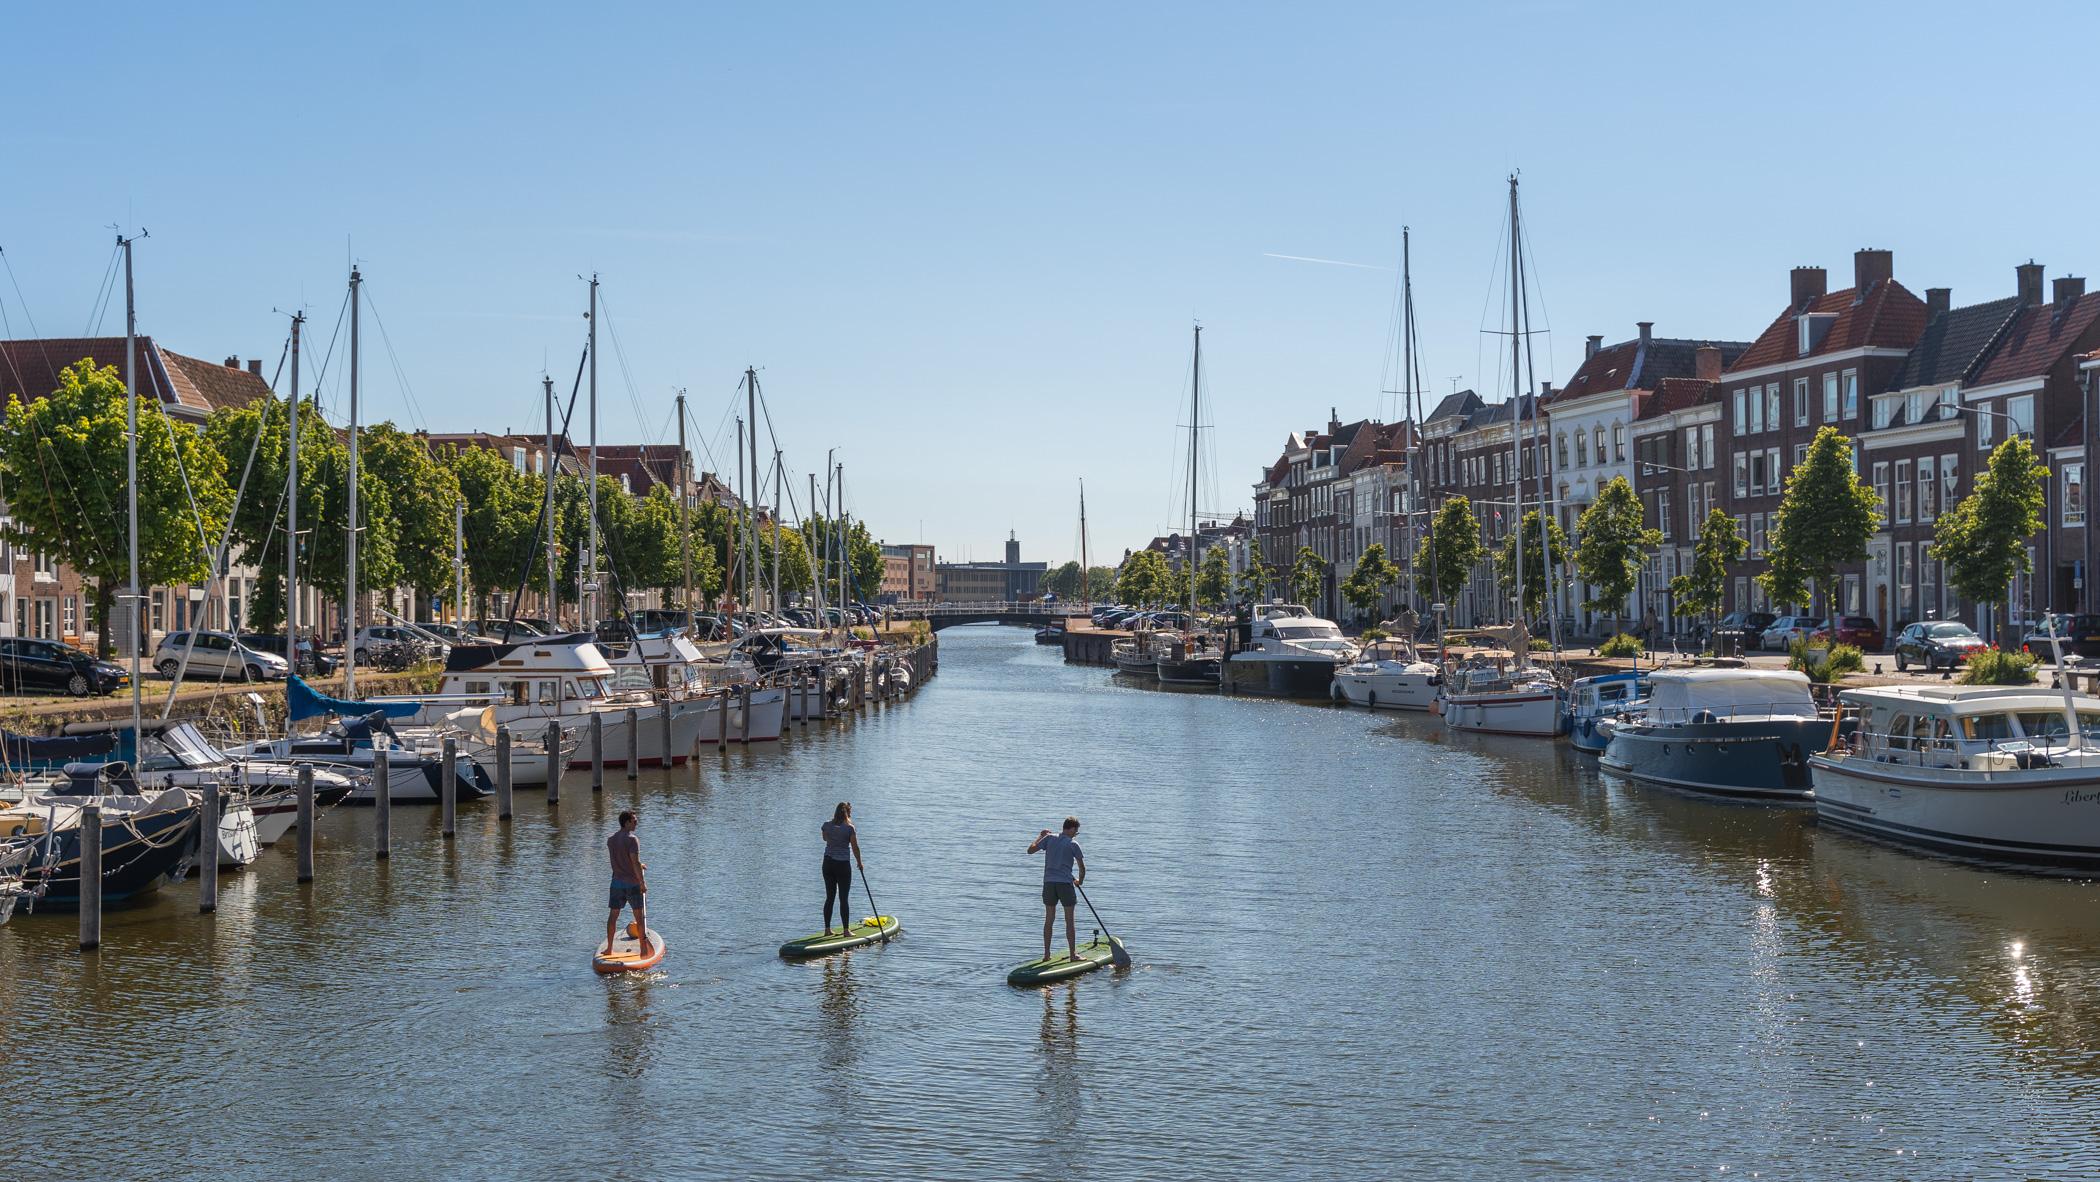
top-left (822, 820), bottom-right (855, 861)
top-left (608, 830), bottom-right (642, 886)
top-left (1038, 833), bottom-right (1082, 883)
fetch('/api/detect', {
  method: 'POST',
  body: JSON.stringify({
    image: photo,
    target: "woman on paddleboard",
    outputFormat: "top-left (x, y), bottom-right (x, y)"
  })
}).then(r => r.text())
top-left (821, 803), bottom-right (865, 936)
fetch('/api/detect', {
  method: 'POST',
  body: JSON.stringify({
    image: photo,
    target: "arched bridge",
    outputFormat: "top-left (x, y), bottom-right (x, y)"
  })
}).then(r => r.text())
top-left (887, 601), bottom-right (1090, 632)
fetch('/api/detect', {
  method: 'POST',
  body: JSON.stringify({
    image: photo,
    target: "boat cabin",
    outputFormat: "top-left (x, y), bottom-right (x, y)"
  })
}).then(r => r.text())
top-left (1836, 685), bottom-right (2100, 770)
top-left (1642, 669), bottom-right (1818, 724)
top-left (440, 636), bottom-right (621, 710)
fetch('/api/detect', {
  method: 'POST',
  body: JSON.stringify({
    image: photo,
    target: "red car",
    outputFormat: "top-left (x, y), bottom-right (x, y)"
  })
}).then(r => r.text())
top-left (1812, 615), bottom-right (1884, 650)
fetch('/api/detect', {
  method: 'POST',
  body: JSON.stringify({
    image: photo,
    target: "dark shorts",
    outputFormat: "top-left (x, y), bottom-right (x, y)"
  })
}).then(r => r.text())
top-left (1041, 881), bottom-right (1076, 907)
top-left (608, 882), bottom-right (644, 911)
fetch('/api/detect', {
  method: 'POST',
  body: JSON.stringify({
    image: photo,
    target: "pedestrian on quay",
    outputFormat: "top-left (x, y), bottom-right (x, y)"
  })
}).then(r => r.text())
top-left (820, 802), bottom-right (865, 935)
top-left (1027, 816), bottom-right (1086, 962)
top-left (605, 810), bottom-right (651, 958)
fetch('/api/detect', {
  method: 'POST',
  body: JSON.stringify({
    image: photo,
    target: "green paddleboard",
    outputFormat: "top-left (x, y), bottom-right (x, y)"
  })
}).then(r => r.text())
top-left (778, 916), bottom-right (900, 959)
top-left (1006, 936), bottom-right (1116, 986)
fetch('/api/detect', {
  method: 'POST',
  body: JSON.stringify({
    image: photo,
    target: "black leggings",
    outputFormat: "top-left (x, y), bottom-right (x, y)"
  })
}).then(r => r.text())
top-left (822, 857), bottom-right (854, 928)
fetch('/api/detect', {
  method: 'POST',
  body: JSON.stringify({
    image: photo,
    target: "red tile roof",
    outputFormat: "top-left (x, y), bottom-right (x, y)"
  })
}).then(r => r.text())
top-left (1968, 293), bottom-right (2100, 387)
top-left (0, 337), bottom-right (272, 420)
top-left (1726, 280), bottom-right (1929, 372)
top-left (2050, 414), bottom-right (2084, 451)
top-left (1555, 340), bottom-right (1642, 400)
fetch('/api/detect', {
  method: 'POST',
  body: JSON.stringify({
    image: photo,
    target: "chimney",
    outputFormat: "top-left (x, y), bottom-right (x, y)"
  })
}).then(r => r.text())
top-left (1328, 407), bottom-right (1340, 433)
top-left (1636, 321), bottom-right (1653, 344)
top-left (224, 356), bottom-right (240, 368)
top-left (1790, 266), bottom-right (1828, 309)
top-left (2054, 275), bottom-right (2086, 307)
top-left (1695, 344), bottom-right (1722, 381)
top-left (1585, 334), bottom-right (1603, 359)
top-left (1925, 287), bottom-right (1951, 317)
top-left (1539, 381), bottom-right (1554, 400)
top-left (2017, 260), bottom-right (2045, 307)
top-left (246, 359), bottom-right (262, 377)
top-left (1853, 248), bottom-right (1893, 299)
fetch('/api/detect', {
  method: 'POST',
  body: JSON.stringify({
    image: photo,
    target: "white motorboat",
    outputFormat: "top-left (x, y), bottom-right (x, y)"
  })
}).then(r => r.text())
top-left (430, 635), bottom-right (708, 763)
top-left (1332, 640), bottom-right (1441, 711)
top-left (1225, 604), bottom-right (1359, 698)
top-left (605, 630), bottom-right (786, 746)
top-left (1438, 655), bottom-right (1562, 736)
top-left (1811, 684), bottom-right (2100, 869)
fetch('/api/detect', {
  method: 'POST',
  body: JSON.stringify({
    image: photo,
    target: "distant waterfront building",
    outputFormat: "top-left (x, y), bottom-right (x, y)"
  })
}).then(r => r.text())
top-left (935, 533), bottom-right (1047, 601)
top-left (879, 543), bottom-right (936, 603)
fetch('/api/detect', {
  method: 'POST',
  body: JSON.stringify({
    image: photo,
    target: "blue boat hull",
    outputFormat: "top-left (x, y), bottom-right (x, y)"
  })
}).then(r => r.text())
top-left (1599, 718), bottom-right (1837, 801)
top-left (21, 801), bottom-right (202, 908)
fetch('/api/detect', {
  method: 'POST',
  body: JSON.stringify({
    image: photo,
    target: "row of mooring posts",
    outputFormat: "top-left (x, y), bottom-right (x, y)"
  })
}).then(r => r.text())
top-left (80, 642), bottom-right (938, 950)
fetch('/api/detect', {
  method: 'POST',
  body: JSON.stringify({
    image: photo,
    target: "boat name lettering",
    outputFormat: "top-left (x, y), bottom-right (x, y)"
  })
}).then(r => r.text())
top-left (2063, 788), bottom-right (2100, 806)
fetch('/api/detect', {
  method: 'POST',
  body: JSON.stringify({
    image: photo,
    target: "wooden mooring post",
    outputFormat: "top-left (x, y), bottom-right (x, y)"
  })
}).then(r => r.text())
top-left (79, 802), bottom-right (101, 951)
top-left (545, 721), bottom-right (562, 805)
top-left (590, 712), bottom-right (604, 791)
top-left (495, 727), bottom-right (513, 820)
top-left (626, 708), bottom-right (639, 778)
top-left (199, 783), bottom-right (219, 913)
top-left (373, 747), bottom-right (391, 859)
top-left (297, 766), bottom-right (316, 883)
top-left (440, 737), bottom-right (458, 839)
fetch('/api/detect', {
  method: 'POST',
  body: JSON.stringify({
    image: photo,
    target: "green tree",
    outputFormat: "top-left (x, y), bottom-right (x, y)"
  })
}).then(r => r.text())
top-left (1042, 560), bottom-right (1083, 599)
top-left (1670, 509), bottom-right (1746, 630)
top-left (1495, 510), bottom-right (1569, 620)
top-left (848, 520), bottom-right (884, 601)
top-left (1933, 436), bottom-right (2048, 628)
top-left (1235, 537), bottom-right (1272, 605)
top-left (1759, 426), bottom-right (1878, 614)
top-left (1085, 565), bottom-right (1118, 602)
top-left (446, 443), bottom-right (545, 621)
top-left (603, 483), bottom-right (684, 597)
top-left (0, 360), bottom-right (231, 654)
top-left (1575, 475), bottom-right (1663, 631)
top-left (1288, 545), bottom-right (1326, 608)
top-left (1417, 497), bottom-right (1484, 608)
top-left (1194, 545), bottom-right (1232, 609)
top-left (1340, 541), bottom-right (1401, 623)
top-left (1166, 557), bottom-right (1192, 608)
top-left (361, 424), bottom-right (460, 614)
top-left (1116, 549), bottom-right (1171, 605)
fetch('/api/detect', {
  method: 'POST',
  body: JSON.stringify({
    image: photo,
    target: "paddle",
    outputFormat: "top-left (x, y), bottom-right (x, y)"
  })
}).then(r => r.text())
top-left (858, 856), bottom-right (890, 945)
top-left (1074, 880), bottom-right (1132, 969)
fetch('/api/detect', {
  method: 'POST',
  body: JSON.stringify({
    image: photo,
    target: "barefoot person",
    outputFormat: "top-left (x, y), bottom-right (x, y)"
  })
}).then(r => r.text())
top-left (1027, 816), bottom-right (1086, 961)
top-left (821, 802), bottom-right (865, 936)
top-left (605, 810), bottom-right (650, 957)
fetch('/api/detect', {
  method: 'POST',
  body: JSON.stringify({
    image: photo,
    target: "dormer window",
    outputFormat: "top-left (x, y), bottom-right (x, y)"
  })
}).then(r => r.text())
top-left (1797, 313), bottom-right (1838, 356)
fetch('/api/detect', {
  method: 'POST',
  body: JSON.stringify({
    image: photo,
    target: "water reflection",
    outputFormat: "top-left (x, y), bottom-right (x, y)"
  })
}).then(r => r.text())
top-left (1036, 983), bottom-right (1083, 1167)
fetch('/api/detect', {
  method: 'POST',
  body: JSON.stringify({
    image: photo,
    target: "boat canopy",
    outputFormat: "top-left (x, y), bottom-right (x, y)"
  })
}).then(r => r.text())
top-left (288, 674), bottom-right (425, 722)
top-left (1646, 669), bottom-right (1816, 720)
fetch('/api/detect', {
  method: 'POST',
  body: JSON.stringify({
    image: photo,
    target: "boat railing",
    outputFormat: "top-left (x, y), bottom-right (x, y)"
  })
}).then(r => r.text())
top-left (1634, 702), bottom-right (1822, 725)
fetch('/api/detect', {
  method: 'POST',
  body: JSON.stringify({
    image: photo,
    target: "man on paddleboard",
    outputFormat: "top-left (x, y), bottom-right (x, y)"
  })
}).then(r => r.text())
top-left (605, 810), bottom-right (650, 957)
top-left (1028, 816), bottom-right (1085, 961)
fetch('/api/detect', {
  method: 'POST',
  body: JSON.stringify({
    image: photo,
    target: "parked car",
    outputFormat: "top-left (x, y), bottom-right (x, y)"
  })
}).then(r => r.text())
top-left (154, 631), bottom-right (291, 681)
top-left (1893, 621), bottom-right (1990, 672)
top-left (1710, 611), bottom-right (1777, 646)
top-left (415, 622), bottom-right (492, 646)
top-left (2018, 613), bottom-right (2100, 661)
top-left (1760, 616), bottom-right (1827, 651)
top-left (350, 625), bottom-right (441, 666)
top-left (467, 618), bottom-right (544, 641)
top-left (0, 637), bottom-right (128, 697)
top-left (237, 633), bottom-right (339, 676)
top-left (1810, 616), bottom-right (1885, 651)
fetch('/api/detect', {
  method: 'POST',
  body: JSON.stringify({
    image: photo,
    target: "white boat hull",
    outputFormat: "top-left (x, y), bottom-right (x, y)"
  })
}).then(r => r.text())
top-left (1811, 756), bottom-right (2100, 868)
top-left (1334, 669), bottom-right (1440, 711)
top-left (215, 801), bottom-right (260, 868)
top-left (1440, 690), bottom-right (1561, 736)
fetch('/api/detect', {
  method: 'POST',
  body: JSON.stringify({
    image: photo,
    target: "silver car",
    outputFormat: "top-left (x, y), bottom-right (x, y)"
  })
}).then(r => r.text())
top-left (153, 631), bottom-right (291, 681)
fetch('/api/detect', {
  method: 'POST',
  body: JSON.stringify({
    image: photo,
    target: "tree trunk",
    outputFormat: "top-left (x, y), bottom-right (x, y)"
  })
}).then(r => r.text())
top-left (93, 579), bottom-right (117, 659)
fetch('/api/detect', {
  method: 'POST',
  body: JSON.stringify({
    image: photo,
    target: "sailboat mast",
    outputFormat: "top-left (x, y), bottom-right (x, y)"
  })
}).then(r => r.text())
top-left (345, 265), bottom-right (361, 696)
top-left (1512, 176), bottom-right (1559, 653)
top-left (121, 232), bottom-right (141, 743)
top-left (1187, 325), bottom-right (1200, 619)
top-left (734, 412), bottom-right (746, 612)
top-left (745, 368), bottom-right (759, 612)
top-left (543, 375), bottom-right (557, 627)
top-left (837, 462), bottom-right (848, 615)
top-left (1079, 479), bottom-right (1089, 604)
top-left (771, 450), bottom-right (783, 614)
top-left (1506, 176), bottom-right (1526, 635)
top-left (287, 311), bottom-right (302, 679)
top-left (586, 275), bottom-right (600, 630)
top-left (809, 473), bottom-right (825, 620)
top-left (1401, 227), bottom-right (1420, 615)
top-left (677, 392), bottom-right (691, 614)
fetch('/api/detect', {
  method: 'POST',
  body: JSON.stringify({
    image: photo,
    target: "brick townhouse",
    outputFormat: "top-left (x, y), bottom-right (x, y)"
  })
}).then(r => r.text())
top-left (1628, 359), bottom-right (1726, 633)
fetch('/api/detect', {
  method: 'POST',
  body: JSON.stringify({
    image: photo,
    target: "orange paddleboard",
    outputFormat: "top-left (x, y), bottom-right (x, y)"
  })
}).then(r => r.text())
top-left (593, 925), bottom-right (666, 974)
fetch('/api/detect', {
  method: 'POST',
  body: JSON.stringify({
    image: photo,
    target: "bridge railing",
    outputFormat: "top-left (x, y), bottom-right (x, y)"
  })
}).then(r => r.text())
top-left (887, 601), bottom-right (1090, 618)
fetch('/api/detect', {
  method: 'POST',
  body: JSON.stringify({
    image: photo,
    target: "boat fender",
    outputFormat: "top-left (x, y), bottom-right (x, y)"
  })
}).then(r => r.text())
top-left (1367, 691), bottom-right (1376, 708)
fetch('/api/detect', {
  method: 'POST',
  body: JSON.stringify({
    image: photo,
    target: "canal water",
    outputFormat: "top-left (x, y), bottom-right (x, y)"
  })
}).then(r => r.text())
top-left (6, 626), bottom-right (2100, 1179)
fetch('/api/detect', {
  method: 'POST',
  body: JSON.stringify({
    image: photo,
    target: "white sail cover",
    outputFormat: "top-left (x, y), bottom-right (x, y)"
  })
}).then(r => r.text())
top-left (1645, 669), bottom-right (1817, 720)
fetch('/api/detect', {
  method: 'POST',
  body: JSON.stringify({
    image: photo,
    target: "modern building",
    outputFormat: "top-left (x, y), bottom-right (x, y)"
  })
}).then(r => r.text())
top-left (935, 533), bottom-right (1046, 601)
top-left (880, 543), bottom-right (936, 603)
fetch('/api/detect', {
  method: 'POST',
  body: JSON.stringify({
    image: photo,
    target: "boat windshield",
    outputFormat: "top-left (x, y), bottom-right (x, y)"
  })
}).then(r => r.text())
top-left (1274, 623), bottom-right (1341, 640)
top-left (1959, 713), bottom-right (2016, 742)
top-left (2016, 711), bottom-right (2074, 743)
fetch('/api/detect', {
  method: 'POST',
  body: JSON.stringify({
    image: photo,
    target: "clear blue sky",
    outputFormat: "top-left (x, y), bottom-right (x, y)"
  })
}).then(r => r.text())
top-left (3, 1), bottom-right (2093, 568)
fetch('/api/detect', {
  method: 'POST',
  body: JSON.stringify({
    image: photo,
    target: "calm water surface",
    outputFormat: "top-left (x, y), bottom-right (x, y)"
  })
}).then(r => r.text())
top-left (7, 627), bottom-right (2100, 1179)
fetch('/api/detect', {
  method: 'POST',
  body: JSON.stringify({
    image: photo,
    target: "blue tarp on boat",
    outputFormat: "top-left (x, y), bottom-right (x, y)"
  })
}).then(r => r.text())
top-left (286, 674), bottom-right (425, 723)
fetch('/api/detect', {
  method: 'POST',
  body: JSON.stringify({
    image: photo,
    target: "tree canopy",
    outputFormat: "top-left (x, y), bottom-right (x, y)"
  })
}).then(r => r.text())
top-left (1670, 508), bottom-right (1745, 624)
top-left (1495, 509), bottom-right (1568, 620)
top-left (1575, 475), bottom-right (1662, 624)
top-left (1288, 545), bottom-right (1326, 608)
top-left (1340, 542), bottom-right (1401, 622)
top-left (1116, 549), bottom-right (1171, 605)
top-left (1417, 497), bottom-right (1484, 608)
top-left (1236, 537), bottom-right (1272, 605)
top-left (1760, 427), bottom-right (1878, 613)
top-left (1934, 436), bottom-right (2048, 617)
top-left (1194, 546), bottom-right (1233, 609)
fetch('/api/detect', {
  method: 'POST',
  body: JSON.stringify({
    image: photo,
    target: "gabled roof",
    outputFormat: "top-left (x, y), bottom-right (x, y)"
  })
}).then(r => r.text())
top-left (0, 337), bottom-right (273, 422)
top-left (1640, 377), bottom-right (1720, 420)
top-left (1892, 297), bottom-right (2020, 390)
top-left (1554, 336), bottom-right (1748, 403)
top-left (1425, 389), bottom-right (1483, 422)
top-left (2050, 414), bottom-right (2084, 451)
top-left (1728, 280), bottom-right (1930, 372)
top-left (1968, 293), bottom-right (2100, 387)
top-left (1461, 393), bottom-right (1537, 433)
